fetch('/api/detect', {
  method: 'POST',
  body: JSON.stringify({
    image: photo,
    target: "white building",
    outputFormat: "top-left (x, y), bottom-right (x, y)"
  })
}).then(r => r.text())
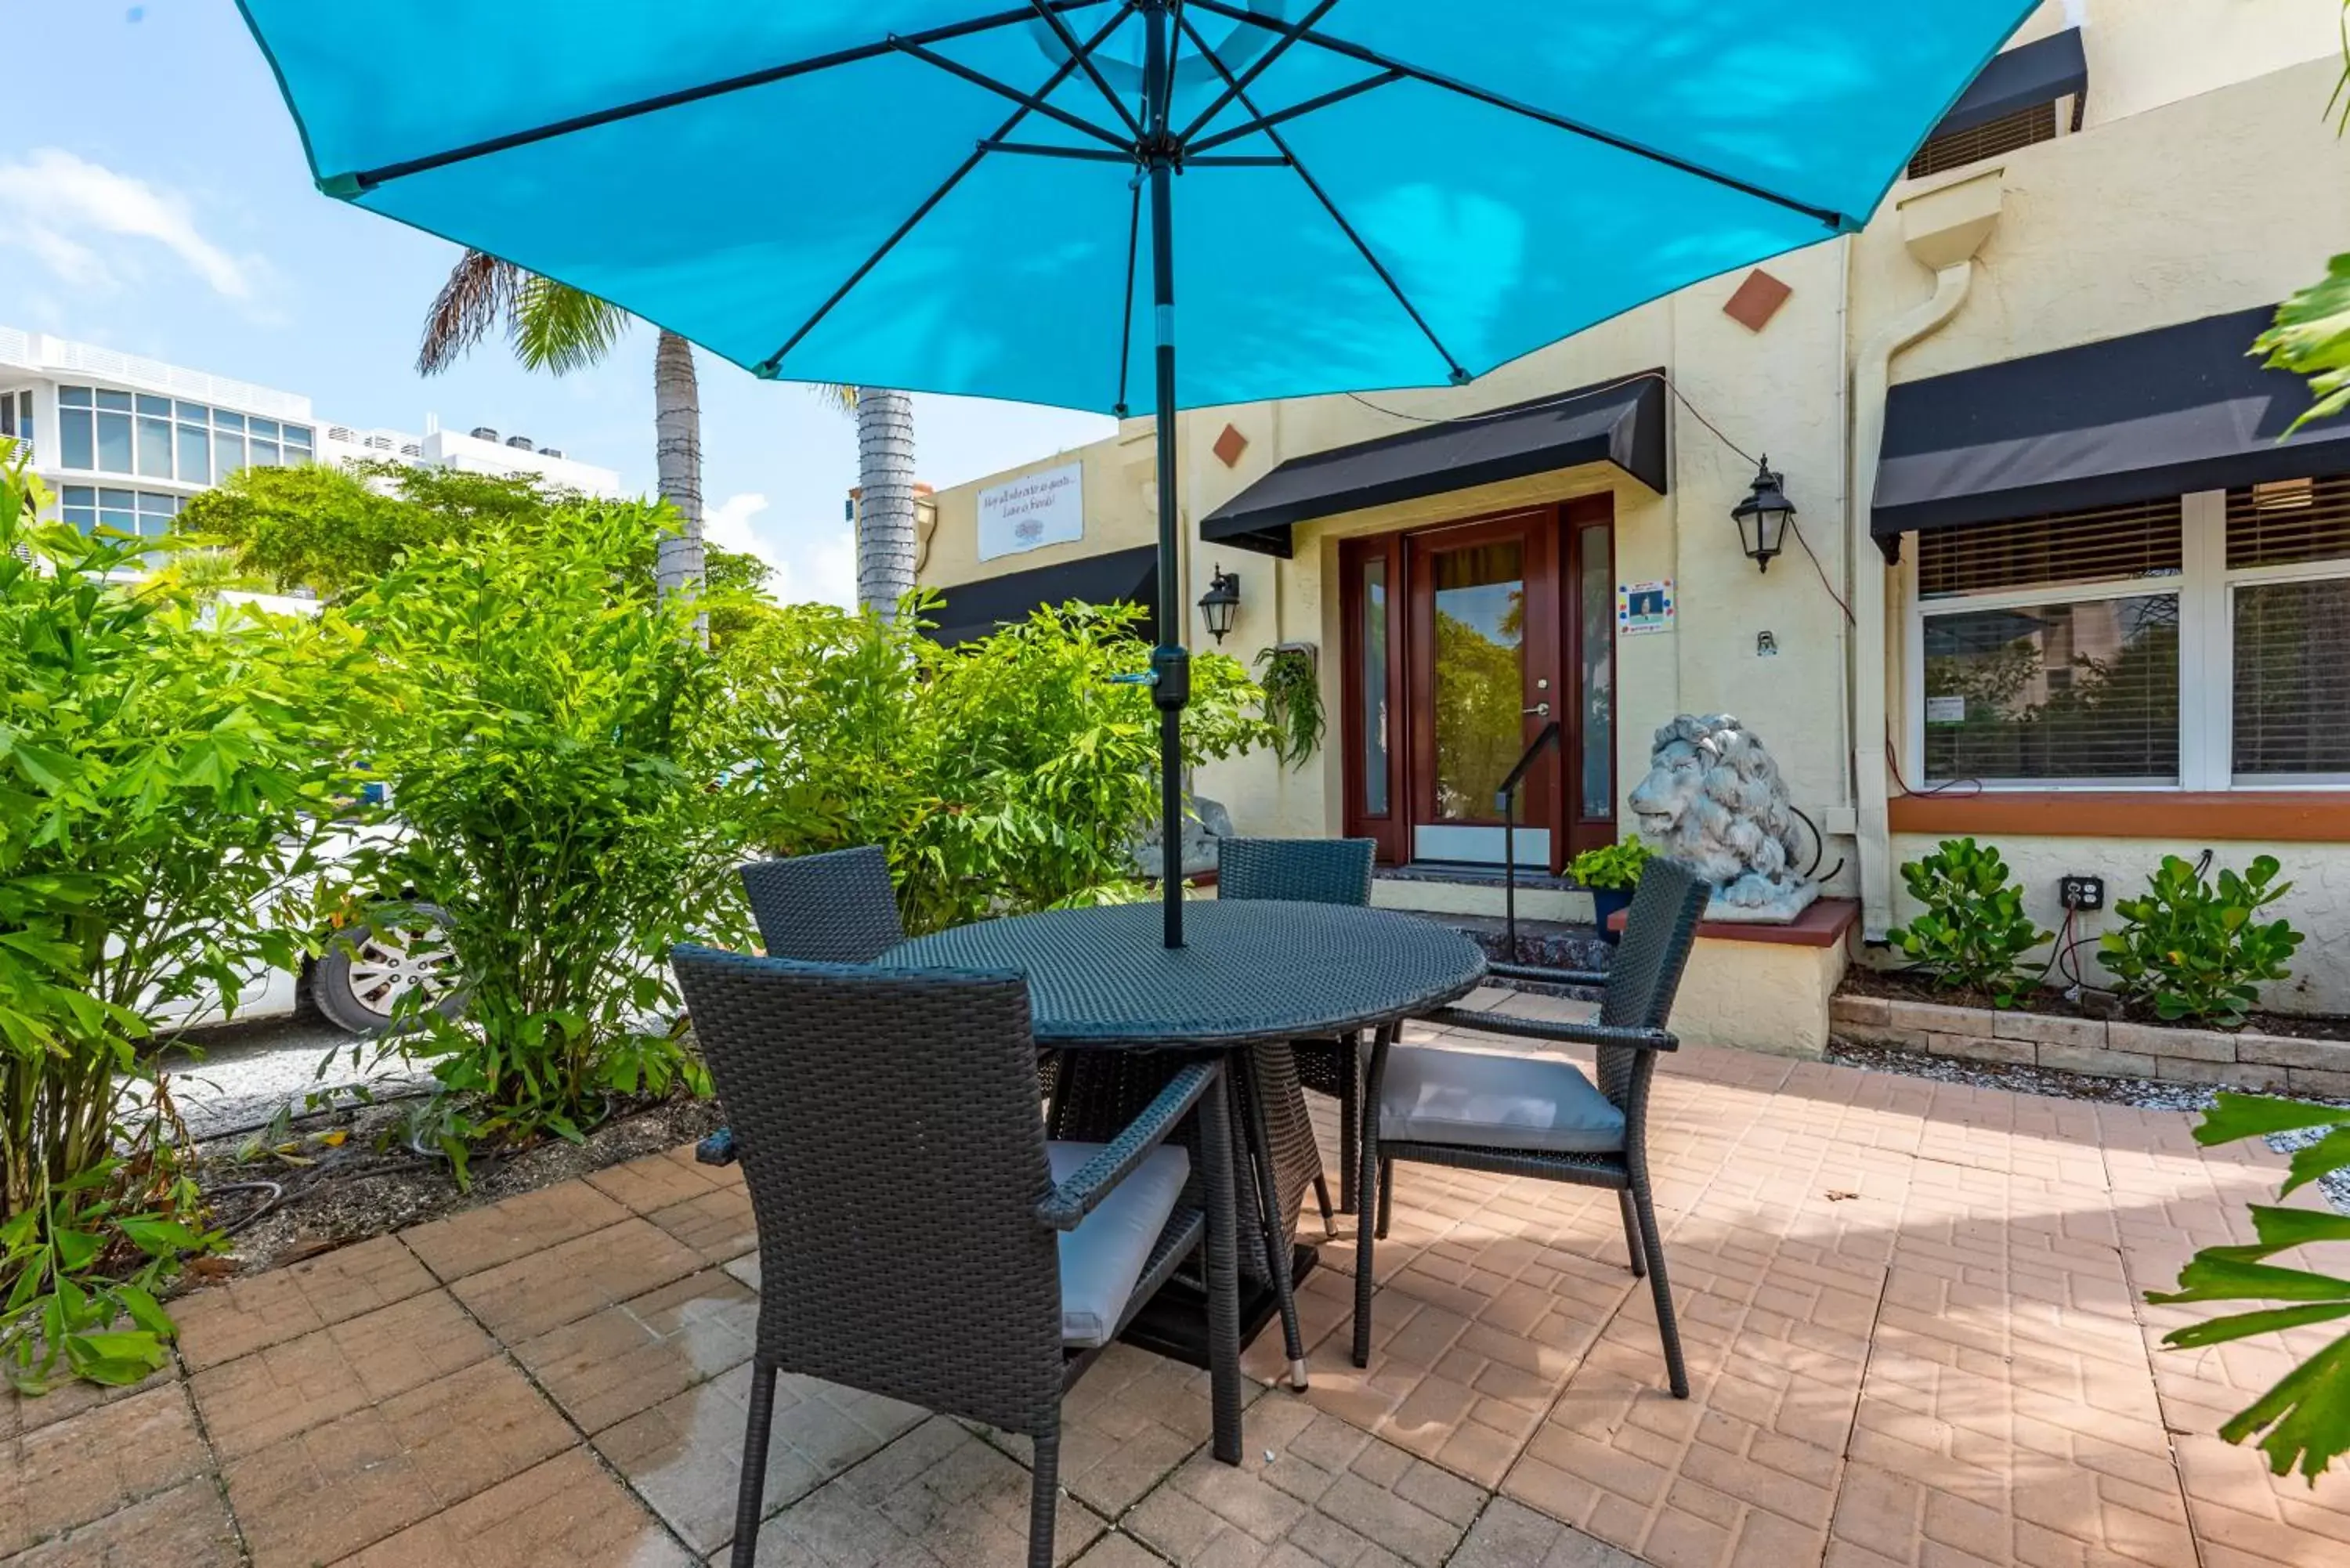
top-left (0, 325), bottom-right (623, 540)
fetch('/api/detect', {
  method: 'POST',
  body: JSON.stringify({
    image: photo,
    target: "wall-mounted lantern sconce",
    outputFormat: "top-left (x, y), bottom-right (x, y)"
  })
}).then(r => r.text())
top-left (1731, 456), bottom-right (1795, 573)
top-left (1198, 564), bottom-right (1241, 642)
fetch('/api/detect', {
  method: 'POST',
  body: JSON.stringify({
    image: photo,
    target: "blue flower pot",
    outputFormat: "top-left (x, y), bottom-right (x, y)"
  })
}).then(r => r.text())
top-left (1591, 886), bottom-right (1635, 943)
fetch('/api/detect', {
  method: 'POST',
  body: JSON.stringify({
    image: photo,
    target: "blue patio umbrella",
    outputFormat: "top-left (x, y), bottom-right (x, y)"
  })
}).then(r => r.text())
top-left (237, 0), bottom-right (2034, 946)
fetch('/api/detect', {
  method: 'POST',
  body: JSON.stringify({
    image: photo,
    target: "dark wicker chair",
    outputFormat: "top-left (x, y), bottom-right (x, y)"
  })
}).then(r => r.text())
top-left (1354, 857), bottom-right (1711, 1396)
top-left (735, 844), bottom-right (1058, 1120)
top-left (1215, 837), bottom-right (1376, 1230)
top-left (673, 945), bottom-right (1238, 1568)
top-left (739, 844), bottom-right (904, 963)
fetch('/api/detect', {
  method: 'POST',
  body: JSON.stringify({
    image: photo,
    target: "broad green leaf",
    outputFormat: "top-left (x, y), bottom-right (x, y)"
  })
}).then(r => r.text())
top-left (2217, 1329), bottom-right (2350, 1482)
top-left (2149, 1254), bottom-right (2350, 1306)
top-left (2165, 1302), bottom-right (2350, 1349)
top-left (2194, 1093), bottom-right (2350, 1147)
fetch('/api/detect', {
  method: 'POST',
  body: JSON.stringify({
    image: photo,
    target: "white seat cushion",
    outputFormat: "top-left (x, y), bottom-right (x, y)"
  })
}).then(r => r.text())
top-left (1378, 1045), bottom-right (1625, 1155)
top-left (1048, 1140), bottom-right (1191, 1348)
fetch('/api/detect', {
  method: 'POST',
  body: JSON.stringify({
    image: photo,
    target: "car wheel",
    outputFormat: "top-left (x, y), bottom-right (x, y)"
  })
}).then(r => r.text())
top-left (310, 905), bottom-right (460, 1036)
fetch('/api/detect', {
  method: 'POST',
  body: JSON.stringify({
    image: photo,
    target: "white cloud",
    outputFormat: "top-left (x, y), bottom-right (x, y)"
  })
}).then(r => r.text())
top-left (0, 149), bottom-right (256, 299)
top-left (706, 492), bottom-right (856, 610)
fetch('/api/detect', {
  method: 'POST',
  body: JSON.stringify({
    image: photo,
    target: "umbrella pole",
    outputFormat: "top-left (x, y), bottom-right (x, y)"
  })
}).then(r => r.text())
top-left (1145, 0), bottom-right (1187, 949)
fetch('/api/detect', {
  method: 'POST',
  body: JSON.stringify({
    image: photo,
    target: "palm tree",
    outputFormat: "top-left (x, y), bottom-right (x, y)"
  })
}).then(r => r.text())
top-left (418, 251), bottom-right (704, 607)
top-left (822, 385), bottom-right (919, 620)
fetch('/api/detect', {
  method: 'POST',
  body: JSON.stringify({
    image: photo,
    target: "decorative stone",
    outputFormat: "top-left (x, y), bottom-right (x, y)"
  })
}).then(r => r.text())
top-left (2287, 1067), bottom-right (2350, 1099)
top-left (1626, 714), bottom-right (1818, 923)
top-left (2233, 1033), bottom-right (2350, 1072)
top-left (2154, 1058), bottom-right (2288, 1092)
top-left (2107, 1021), bottom-right (2239, 1064)
top-left (2038, 1043), bottom-right (2157, 1079)
top-left (1886, 999), bottom-right (1989, 1036)
top-left (1923, 1032), bottom-right (2034, 1067)
top-left (1831, 995), bottom-right (1891, 1029)
top-left (1212, 422), bottom-right (1249, 468)
top-left (1991, 1011), bottom-right (2107, 1049)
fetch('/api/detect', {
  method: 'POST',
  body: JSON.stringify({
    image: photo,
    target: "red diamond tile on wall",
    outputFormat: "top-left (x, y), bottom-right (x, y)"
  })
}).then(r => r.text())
top-left (1212, 422), bottom-right (1248, 468)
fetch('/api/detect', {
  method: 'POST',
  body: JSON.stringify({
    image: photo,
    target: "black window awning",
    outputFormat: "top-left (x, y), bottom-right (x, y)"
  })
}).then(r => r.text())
top-left (924, 543), bottom-right (1158, 646)
top-left (1872, 305), bottom-right (2350, 557)
top-left (1199, 374), bottom-right (1667, 558)
top-left (1930, 26), bottom-right (2087, 139)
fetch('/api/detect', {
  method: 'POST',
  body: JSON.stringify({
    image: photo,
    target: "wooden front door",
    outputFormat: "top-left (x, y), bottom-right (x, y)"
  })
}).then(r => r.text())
top-left (1340, 497), bottom-right (1614, 872)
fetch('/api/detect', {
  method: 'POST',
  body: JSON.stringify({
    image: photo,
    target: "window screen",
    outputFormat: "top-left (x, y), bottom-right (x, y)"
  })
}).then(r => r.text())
top-left (1907, 99), bottom-right (2058, 179)
top-left (1918, 497), bottom-right (2181, 598)
top-left (2228, 474), bottom-right (2350, 569)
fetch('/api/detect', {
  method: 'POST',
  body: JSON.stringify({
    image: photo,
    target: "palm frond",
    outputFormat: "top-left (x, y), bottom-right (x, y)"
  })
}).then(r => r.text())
top-left (418, 250), bottom-right (524, 376)
top-left (512, 276), bottom-right (630, 374)
top-left (812, 383), bottom-right (859, 413)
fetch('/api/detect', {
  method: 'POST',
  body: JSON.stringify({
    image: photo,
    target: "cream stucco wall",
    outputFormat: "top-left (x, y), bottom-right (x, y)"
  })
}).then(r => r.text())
top-left (1669, 936), bottom-right (1851, 1060)
top-left (918, 4), bottom-right (2350, 1019)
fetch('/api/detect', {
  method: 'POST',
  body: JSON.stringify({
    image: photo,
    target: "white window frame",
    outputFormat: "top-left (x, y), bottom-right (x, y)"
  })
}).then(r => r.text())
top-left (1905, 486), bottom-right (2350, 793)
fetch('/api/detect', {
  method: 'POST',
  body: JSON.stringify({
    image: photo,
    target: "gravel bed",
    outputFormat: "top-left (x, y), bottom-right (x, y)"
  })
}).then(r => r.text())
top-left (1827, 1036), bottom-right (2350, 1213)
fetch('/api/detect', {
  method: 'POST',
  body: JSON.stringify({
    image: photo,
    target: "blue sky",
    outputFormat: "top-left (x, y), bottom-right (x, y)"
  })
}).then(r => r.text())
top-left (3, 0), bottom-right (1115, 605)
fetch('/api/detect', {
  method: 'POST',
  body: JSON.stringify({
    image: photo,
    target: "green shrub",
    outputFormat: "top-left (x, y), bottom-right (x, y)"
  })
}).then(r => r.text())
top-left (1567, 837), bottom-right (1652, 891)
top-left (2148, 1093), bottom-right (2350, 1481)
top-left (338, 499), bottom-right (761, 1175)
top-left (1885, 838), bottom-right (2050, 1004)
top-left (2099, 854), bottom-right (2304, 1026)
top-left (726, 594), bottom-right (1271, 934)
top-left (0, 439), bottom-right (367, 1389)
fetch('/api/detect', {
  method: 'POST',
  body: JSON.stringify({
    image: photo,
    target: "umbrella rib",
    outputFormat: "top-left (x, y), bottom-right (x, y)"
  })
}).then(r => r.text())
top-left (338, 0), bottom-right (1105, 193)
top-left (1188, 68), bottom-right (1403, 154)
top-left (1184, 0), bottom-right (1851, 230)
top-left (757, 2), bottom-right (1138, 377)
top-left (982, 140), bottom-right (1136, 161)
top-left (1177, 12), bottom-right (1467, 385)
top-left (891, 38), bottom-right (1133, 153)
top-left (1029, 0), bottom-right (1144, 141)
top-left (1175, 0), bottom-right (1343, 145)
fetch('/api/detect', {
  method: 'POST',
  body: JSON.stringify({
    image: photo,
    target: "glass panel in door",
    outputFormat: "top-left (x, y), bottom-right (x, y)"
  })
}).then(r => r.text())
top-left (1577, 522), bottom-right (1614, 821)
top-left (1430, 541), bottom-right (1527, 822)
top-left (1360, 555), bottom-right (1390, 817)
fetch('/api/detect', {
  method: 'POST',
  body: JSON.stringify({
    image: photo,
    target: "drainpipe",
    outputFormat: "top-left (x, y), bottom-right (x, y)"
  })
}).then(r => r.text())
top-left (1850, 170), bottom-right (2005, 939)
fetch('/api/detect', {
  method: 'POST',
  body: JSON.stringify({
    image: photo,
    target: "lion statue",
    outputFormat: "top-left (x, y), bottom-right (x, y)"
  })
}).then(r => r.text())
top-left (1625, 714), bottom-right (1818, 923)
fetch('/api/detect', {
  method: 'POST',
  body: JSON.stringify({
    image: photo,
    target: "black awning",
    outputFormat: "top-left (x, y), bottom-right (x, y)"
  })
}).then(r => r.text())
top-left (1872, 305), bottom-right (2350, 556)
top-left (1932, 26), bottom-right (2086, 139)
top-left (1199, 374), bottom-right (1667, 558)
top-left (924, 543), bottom-right (1159, 646)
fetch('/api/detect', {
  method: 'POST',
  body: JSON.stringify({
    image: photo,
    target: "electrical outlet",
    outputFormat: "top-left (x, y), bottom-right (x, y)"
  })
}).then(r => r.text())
top-left (2059, 875), bottom-right (2105, 912)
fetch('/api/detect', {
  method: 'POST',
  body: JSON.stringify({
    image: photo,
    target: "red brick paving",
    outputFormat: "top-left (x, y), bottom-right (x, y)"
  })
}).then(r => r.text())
top-left (4, 1006), bottom-right (2348, 1566)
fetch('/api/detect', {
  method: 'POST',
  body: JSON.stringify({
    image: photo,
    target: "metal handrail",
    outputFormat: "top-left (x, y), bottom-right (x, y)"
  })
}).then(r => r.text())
top-left (1495, 721), bottom-right (1561, 963)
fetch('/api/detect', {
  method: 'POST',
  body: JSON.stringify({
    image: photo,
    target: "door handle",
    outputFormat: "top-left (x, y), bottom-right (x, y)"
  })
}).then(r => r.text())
top-left (1523, 702), bottom-right (1550, 717)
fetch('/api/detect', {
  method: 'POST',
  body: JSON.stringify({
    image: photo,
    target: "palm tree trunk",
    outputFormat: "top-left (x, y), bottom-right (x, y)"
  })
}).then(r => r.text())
top-left (652, 330), bottom-right (705, 631)
top-left (855, 387), bottom-right (917, 620)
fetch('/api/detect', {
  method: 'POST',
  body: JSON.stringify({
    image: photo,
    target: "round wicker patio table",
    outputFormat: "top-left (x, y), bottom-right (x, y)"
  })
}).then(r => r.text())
top-left (882, 901), bottom-right (1486, 1047)
top-left (884, 900), bottom-right (1486, 1386)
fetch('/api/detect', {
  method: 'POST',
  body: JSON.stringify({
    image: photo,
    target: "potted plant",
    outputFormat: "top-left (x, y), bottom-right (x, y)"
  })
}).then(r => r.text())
top-left (1568, 837), bottom-right (1653, 942)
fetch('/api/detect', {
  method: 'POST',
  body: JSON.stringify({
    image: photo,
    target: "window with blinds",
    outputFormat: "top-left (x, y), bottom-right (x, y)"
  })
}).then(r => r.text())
top-left (1923, 594), bottom-right (2180, 784)
top-left (1918, 497), bottom-right (2182, 598)
top-left (2227, 474), bottom-right (2350, 569)
top-left (2235, 579), bottom-right (2350, 779)
top-left (1907, 100), bottom-right (2059, 180)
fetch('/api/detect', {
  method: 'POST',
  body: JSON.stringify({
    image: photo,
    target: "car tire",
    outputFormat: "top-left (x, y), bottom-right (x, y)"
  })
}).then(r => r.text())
top-left (310, 904), bottom-right (461, 1036)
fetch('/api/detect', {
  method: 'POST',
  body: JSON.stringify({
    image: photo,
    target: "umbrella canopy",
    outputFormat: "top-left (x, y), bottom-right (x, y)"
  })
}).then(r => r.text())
top-left (237, 0), bottom-right (2034, 947)
top-left (243, 0), bottom-right (2029, 411)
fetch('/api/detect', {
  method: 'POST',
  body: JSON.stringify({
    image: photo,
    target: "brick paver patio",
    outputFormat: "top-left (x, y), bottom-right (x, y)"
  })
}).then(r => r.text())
top-left (7, 987), bottom-right (2348, 1567)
